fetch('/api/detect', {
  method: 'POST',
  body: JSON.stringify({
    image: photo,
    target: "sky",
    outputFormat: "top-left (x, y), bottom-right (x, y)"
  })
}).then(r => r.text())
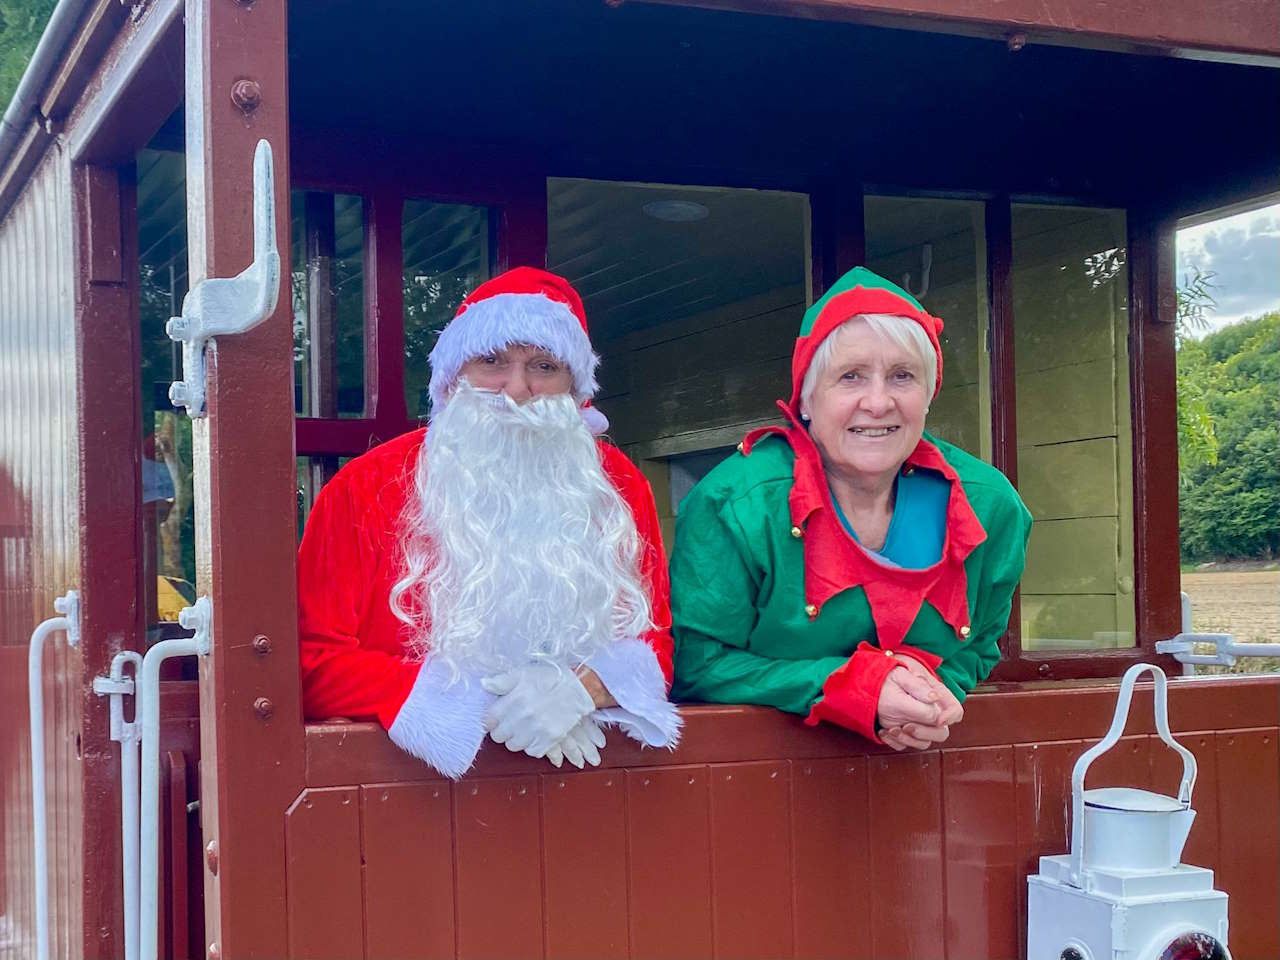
top-left (1176, 202), bottom-right (1280, 332)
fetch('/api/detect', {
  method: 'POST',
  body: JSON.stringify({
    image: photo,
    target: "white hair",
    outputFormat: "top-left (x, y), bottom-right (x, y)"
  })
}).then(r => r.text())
top-left (800, 313), bottom-right (937, 411)
top-left (389, 382), bottom-right (652, 681)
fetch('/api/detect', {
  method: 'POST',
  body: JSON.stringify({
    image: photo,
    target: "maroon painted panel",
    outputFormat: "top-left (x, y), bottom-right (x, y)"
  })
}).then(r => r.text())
top-left (454, 775), bottom-right (543, 959)
top-left (541, 769), bottom-right (629, 960)
top-left (627, 766), bottom-right (713, 959)
top-left (709, 760), bottom-right (794, 959)
top-left (284, 787), bottom-right (364, 960)
top-left (791, 757), bottom-right (870, 958)
top-left (362, 782), bottom-right (456, 960)
top-left (942, 746), bottom-right (1018, 960)
top-left (868, 752), bottom-right (945, 959)
top-left (646, 0), bottom-right (1280, 60)
top-left (1214, 729), bottom-right (1280, 958)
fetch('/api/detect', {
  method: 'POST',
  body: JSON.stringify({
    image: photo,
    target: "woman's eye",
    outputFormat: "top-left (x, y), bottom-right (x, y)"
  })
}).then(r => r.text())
top-left (839, 370), bottom-right (860, 381)
top-left (894, 369), bottom-right (915, 382)
top-left (481, 354), bottom-right (500, 365)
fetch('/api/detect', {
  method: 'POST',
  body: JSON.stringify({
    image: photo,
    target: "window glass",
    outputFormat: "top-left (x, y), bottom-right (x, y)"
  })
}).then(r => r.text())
top-left (137, 147), bottom-right (196, 630)
top-left (865, 196), bottom-right (991, 459)
top-left (1012, 205), bottom-right (1135, 651)
top-left (547, 178), bottom-right (809, 459)
top-left (403, 200), bottom-right (490, 420)
top-left (291, 191), bottom-right (365, 418)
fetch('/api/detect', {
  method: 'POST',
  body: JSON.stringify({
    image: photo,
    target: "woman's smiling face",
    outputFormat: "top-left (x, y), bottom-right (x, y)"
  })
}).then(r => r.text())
top-left (800, 317), bottom-right (930, 487)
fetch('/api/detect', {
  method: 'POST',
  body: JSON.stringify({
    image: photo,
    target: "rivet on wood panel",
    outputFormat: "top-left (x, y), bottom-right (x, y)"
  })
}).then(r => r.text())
top-left (804, 766), bottom-right (812, 775)
top-left (687, 776), bottom-right (695, 784)
top-left (643, 778), bottom-right (650, 786)
top-left (770, 770), bottom-right (778, 779)
top-left (205, 840), bottom-right (219, 875)
top-left (253, 696), bottom-right (274, 720)
top-left (558, 781), bottom-right (566, 789)
top-left (304, 798), bottom-right (313, 808)
top-left (725, 774), bottom-right (733, 781)
top-left (518, 786), bottom-right (527, 796)
top-left (605, 779), bottom-right (613, 787)
top-left (1007, 32), bottom-right (1027, 52)
top-left (471, 786), bottom-right (478, 795)
top-left (251, 634), bottom-right (271, 655)
top-left (380, 791), bottom-right (388, 801)
top-left (432, 789), bottom-right (440, 798)
top-left (342, 795), bottom-right (351, 805)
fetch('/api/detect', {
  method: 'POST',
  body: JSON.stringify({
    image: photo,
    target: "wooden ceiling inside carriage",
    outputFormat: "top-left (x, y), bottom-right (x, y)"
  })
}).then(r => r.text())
top-left (1, 2), bottom-right (1278, 959)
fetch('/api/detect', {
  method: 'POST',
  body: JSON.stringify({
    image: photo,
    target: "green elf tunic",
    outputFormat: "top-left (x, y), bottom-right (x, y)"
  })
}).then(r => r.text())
top-left (669, 267), bottom-right (1032, 743)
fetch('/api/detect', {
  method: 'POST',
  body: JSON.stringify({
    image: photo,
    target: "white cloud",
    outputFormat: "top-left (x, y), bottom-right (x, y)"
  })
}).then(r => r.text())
top-left (1177, 203), bottom-right (1280, 331)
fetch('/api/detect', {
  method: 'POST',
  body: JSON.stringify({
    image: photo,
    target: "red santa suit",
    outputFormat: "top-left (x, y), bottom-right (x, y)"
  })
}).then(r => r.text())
top-left (296, 267), bottom-right (679, 778)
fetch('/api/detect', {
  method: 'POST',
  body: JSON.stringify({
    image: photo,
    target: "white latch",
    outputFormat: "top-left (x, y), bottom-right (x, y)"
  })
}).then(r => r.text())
top-left (93, 651), bottom-right (144, 960)
top-left (166, 138), bottom-right (281, 417)
top-left (1155, 592), bottom-right (1280, 672)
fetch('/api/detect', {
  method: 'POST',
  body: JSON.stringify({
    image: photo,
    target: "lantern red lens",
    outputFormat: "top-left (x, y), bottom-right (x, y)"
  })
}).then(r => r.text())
top-left (1157, 932), bottom-right (1229, 960)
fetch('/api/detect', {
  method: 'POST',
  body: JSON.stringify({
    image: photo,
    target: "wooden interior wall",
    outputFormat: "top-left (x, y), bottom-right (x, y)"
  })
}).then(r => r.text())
top-left (0, 151), bottom-right (83, 960)
top-left (289, 677), bottom-right (1279, 960)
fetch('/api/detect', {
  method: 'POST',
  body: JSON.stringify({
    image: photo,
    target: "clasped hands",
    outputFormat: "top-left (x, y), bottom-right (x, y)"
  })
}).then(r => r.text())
top-left (481, 663), bottom-right (606, 769)
top-left (875, 654), bottom-right (963, 752)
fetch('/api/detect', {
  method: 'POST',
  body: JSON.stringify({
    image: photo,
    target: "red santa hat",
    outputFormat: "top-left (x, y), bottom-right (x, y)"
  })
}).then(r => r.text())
top-left (428, 267), bottom-right (608, 432)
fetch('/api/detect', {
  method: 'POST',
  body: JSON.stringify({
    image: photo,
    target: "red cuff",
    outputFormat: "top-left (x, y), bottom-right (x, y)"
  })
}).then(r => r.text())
top-left (891, 643), bottom-right (942, 676)
top-left (805, 642), bottom-right (904, 743)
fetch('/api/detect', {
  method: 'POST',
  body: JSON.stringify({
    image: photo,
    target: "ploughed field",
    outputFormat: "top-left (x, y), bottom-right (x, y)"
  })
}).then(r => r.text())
top-left (1180, 569), bottom-right (1280, 674)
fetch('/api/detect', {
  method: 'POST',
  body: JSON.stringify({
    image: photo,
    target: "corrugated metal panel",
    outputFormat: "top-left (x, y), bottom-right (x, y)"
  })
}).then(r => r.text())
top-left (0, 146), bottom-right (83, 960)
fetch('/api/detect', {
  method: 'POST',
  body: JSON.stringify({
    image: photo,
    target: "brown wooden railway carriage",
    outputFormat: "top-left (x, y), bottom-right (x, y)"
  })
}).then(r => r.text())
top-left (2, 1), bottom-right (1278, 958)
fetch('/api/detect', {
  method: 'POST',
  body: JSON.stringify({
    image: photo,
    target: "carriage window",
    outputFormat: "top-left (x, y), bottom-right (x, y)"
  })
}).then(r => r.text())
top-left (138, 147), bottom-right (196, 631)
top-left (864, 196), bottom-right (991, 460)
top-left (291, 191), bottom-right (366, 418)
top-left (1012, 205), bottom-right (1135, 651)
top-left (548, 177), bottom-right (809, 517)
top-left (403, 200), bottom-right (491, 420)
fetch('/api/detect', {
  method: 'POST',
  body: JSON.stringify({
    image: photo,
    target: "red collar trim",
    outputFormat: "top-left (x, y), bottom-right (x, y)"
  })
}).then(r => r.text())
top-left (741, 402), bottom-right (987, 649)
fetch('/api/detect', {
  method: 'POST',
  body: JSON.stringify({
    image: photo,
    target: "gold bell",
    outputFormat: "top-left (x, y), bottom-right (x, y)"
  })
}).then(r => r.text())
top-left (805, 603), bottom-right (818, 619)
top-left (959, 624), bottom-right (971, 639)
top-left (790, 525), bottom-right (803, 539)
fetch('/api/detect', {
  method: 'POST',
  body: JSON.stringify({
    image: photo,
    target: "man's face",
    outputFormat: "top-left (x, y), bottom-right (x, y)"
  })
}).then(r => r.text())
top-left (457, 344), bottom-right (574, 403)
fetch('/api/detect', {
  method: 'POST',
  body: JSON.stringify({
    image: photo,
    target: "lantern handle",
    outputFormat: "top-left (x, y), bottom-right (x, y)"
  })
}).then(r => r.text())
top-left (1067, 663), bottom-right (1197, 888)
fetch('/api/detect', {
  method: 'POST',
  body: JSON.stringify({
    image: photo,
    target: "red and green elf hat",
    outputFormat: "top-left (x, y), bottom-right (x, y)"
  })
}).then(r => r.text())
top-left (788, 266), bottom-right (945, 415)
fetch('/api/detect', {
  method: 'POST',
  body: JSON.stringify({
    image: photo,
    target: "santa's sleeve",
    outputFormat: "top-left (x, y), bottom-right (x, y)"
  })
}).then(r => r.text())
top-left (298, 467), bottom-right (494, 778)
top-left (586, 448), bottom-right (681, 748)
top-left (297, 472), bottom-right (419, 728)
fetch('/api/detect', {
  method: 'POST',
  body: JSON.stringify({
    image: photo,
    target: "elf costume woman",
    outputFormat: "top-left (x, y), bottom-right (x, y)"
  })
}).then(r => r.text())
top-left (670, 267), bottom-right (1031, 751)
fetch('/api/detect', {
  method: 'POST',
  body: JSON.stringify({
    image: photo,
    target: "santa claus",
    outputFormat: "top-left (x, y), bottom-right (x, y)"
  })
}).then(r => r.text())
top-left (297, 267), bottom-right (680, 778)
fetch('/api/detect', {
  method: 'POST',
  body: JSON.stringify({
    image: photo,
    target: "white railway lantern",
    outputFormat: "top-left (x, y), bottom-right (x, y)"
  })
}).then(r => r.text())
top-left (1027, 664), bottom-right (1231, 960)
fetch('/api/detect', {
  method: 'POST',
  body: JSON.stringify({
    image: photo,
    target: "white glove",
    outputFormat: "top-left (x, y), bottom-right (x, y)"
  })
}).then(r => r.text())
top-left (547, 718), bottom-right (606, 769)
top-left (481, 663), bottom-right (595, 759)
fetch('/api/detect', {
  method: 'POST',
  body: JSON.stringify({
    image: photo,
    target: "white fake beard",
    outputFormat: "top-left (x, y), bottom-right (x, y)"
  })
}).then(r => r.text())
top-left (390, 382), bottom-right (652, 679)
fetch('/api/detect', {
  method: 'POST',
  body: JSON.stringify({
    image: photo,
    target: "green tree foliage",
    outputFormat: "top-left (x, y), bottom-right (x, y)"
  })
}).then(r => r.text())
top-left (1178, 310), bottom-right (1280, 561)
top-left (1175, 269), bottom-right (1219, 473)
top-left (0, 0), bottom-right (56, 110)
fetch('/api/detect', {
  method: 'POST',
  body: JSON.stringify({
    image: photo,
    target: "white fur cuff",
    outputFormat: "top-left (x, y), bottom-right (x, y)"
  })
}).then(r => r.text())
top-left (388, 657), bottom-right (496, 779)
top-left (428, 292), bottom-right (600, 411)
top-left (584, 638), bottom-right (682, 748)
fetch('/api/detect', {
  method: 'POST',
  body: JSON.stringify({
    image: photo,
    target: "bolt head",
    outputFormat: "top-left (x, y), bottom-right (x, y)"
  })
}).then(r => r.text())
top-left (253, 697), bottom-right (274, 720)
top-left (231, 79), bottom-right (263, 113)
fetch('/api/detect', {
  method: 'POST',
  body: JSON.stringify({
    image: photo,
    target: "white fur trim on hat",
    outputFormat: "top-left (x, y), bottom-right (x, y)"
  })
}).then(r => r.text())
top-left (428, 292), bottom-right (600, 412)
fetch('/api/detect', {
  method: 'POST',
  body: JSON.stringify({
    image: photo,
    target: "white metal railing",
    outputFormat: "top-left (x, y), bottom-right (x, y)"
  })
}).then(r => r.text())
top-left (28, 590), bottom-right (80, 960)
top-left (1155, 591), bottom-right (1280, 674)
